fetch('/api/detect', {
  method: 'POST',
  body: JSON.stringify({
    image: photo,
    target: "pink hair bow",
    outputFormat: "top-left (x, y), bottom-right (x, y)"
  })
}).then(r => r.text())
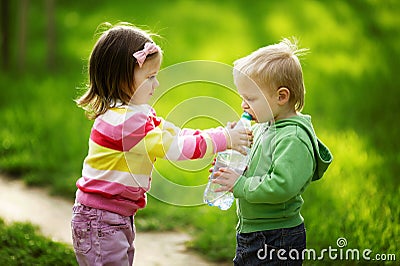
top-left (133, 42), bottom-right (159, 68)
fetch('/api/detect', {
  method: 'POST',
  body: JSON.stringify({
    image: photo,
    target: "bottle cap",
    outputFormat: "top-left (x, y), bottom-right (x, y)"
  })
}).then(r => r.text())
top-left (241, 112), bottom-right (253, 120)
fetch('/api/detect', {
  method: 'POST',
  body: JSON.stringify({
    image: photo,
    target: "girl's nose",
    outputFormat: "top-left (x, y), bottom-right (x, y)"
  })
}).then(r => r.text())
top-left (154, 77), bottom-right (160, 88)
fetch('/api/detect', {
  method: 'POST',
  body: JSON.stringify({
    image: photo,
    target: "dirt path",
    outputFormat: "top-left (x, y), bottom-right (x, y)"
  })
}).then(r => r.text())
top-left (0, 176), bottom-right (227, 266)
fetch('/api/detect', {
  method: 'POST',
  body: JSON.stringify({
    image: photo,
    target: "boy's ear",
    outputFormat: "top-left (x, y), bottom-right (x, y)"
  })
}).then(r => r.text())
top-left (277, 87), bottom-right (290, 105)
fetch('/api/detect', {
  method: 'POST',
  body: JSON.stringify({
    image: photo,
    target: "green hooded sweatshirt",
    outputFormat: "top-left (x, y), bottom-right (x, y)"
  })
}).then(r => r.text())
top-left (233, 114), bottom-right (333, 233)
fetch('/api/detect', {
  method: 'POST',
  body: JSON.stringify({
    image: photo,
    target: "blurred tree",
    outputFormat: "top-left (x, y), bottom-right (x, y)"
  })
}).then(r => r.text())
top-left (0, 0), bottom-right (9, 70)
top-left (18, 0), bottom-right (28, 72)
top-left (46, 0), bottom-right (56, 70)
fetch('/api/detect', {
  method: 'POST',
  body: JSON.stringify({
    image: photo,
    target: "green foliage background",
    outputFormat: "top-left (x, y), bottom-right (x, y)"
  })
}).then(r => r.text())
top-left (0, 0), bottom-right (399, 264)
top-left (0, 218), bottom-right (76, 265)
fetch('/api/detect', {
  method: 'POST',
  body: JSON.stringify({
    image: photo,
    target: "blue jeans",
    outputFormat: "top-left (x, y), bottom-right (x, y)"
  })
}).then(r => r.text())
top-left (71, 203), bottom-right (135, 266)
top-left (234, 223), bottom-right (306, 266)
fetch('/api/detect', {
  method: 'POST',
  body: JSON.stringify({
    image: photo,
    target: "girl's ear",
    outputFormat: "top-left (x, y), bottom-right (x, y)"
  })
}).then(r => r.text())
top-left (277, 87), bottom-right (290, 105)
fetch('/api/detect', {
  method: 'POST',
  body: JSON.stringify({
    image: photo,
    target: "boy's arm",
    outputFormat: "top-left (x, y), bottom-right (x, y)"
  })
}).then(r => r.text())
top-left (233, 137), bottom-right (314, 204)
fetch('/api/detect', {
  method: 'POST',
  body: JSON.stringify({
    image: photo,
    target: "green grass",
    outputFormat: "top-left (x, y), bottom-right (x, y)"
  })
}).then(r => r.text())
top-left (0, 0), bottom-right (399, 264)
top-left (0, 218), bottom-right (76, 265)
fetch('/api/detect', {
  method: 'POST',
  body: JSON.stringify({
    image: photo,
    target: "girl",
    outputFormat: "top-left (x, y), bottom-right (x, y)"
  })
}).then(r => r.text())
top-left (71, 22), bottom-right (250, 265)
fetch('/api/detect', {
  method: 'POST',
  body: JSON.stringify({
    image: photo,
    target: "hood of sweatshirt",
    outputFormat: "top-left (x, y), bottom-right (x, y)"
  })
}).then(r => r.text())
top-left (274, 114), bottom-right (333, 181)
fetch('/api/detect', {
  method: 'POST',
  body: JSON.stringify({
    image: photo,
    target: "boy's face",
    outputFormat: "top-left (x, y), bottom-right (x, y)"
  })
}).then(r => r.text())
top-left (234, 71), bottom-right (277, 123)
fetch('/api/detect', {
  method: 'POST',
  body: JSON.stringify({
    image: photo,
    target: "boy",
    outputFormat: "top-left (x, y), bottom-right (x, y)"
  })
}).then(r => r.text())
top-left (213, 38), bottom-right (333, 265)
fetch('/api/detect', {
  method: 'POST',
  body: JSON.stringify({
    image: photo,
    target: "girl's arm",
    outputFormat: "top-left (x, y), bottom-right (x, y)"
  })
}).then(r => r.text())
top-left (124, 107), bottom-right (249, 160)
top-left (144, 118), bottom-right (227, 160)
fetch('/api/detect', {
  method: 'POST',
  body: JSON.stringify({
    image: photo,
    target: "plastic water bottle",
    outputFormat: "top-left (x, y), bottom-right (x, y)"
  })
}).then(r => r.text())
top-left (203, 112), bottom-right (252, 210)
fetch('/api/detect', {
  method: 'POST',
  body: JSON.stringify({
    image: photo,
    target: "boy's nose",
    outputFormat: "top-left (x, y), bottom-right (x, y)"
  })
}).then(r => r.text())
top-left (241, 100), bottom-right (249, 110)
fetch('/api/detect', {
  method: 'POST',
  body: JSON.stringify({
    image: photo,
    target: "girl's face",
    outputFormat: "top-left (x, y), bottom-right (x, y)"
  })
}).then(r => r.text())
top-left (131, 55), bottom-right (161, 105)
top-left (234, 71), bottom-right (277, 123)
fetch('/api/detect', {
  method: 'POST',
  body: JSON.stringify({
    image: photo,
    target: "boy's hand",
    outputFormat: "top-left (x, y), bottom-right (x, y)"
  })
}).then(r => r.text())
top-left (212, 167), bottom-right (241, 192)
top-left (225, 122), bottom-right (253, 155)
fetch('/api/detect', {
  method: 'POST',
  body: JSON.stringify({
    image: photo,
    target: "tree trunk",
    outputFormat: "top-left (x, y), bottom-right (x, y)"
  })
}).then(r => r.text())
top-left (1, 0), bottom-right (10, 70)
top-left (18, 0), bottom-right (28, 72)
top-left (46, 0), bottom-right (55, 70)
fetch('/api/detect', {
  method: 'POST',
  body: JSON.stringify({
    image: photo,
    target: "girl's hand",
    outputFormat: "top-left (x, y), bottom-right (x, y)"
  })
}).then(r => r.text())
top-left (225, 122), bottom-right (253, 155)
top-left (212, 167), bottom-right (241, 192)
top-left (208, 157), bottom-right (216, 179)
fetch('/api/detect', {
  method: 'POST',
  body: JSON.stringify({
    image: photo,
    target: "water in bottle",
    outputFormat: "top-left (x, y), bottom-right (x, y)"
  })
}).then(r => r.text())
top-left (203, 112), bottom-right (252, 210)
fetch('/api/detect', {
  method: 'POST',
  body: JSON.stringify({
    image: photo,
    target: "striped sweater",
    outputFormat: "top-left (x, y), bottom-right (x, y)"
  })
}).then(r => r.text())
top-left (76, 104), bottom-right (227, 216)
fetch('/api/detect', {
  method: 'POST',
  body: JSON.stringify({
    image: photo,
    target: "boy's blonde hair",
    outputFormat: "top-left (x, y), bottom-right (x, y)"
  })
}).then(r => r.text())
top-left (234, 38), bottom-right (308, 111)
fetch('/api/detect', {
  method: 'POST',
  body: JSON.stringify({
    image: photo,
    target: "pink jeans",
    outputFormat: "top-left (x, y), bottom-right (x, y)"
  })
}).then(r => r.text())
top-left (71, 203), bottom-right (135, 265)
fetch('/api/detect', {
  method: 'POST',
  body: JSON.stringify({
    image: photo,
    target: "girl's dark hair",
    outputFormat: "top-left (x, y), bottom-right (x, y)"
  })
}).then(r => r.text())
top-left (76, 22), bottom-right (161, 119)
